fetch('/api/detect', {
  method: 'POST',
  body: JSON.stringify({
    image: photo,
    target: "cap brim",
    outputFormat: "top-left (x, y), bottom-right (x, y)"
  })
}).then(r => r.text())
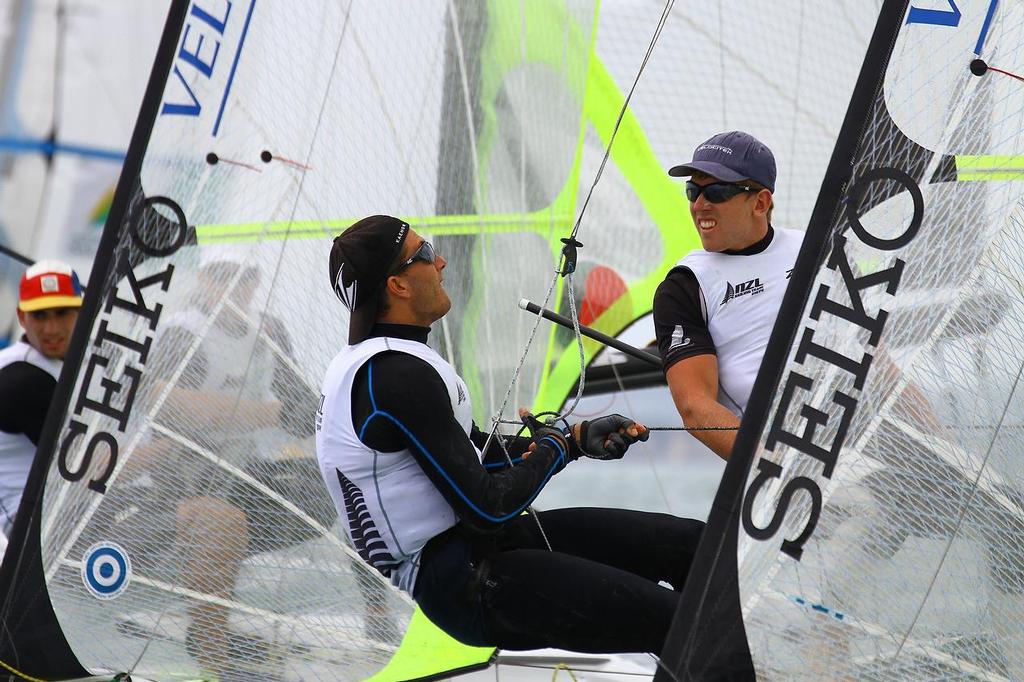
top-left (668, 161), bottom-right (747, 183)
top-left (18, 296), bottom-right (83, 312)
top-left (347, 289), bottom-right (381, 345)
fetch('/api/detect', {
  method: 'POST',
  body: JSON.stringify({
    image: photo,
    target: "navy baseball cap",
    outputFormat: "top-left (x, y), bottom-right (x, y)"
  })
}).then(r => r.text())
top-left (329, 215), bottom-right (410, 345)
top-left (668, 131), bottom-right (776, 192)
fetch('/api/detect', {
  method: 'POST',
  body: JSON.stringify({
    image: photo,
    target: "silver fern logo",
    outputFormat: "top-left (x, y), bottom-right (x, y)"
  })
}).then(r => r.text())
top-left (333, 262), bottom-right (358, 311)
top-left (669, 324), bottom-right (691, 350)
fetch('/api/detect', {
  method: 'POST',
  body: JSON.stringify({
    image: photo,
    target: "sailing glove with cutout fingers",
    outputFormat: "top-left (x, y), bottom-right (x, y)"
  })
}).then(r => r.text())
top-left (577, 414), bottom-right (649, 460)
top-left (522, 412), bottom-right (572, 468)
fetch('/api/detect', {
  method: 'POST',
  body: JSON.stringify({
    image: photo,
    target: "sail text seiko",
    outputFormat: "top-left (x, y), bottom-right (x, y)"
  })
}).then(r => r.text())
top-left (741, 167), bottom-right (924, 559)
top-left (58, 196), bottom-right (189, 494)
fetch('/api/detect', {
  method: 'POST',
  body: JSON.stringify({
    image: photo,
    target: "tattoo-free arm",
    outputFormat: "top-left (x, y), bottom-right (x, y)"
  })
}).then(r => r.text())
top-left (665, 353), bottom-right (740, 461)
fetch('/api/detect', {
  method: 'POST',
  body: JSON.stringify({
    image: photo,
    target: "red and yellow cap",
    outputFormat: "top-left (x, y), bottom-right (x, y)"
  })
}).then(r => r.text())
top-left (18, 260), bottom-right (84, 312)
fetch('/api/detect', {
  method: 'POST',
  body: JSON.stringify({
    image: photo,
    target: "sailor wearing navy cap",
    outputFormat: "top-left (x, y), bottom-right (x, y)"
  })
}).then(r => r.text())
top-left (655, 131), bottom-right (803, 461)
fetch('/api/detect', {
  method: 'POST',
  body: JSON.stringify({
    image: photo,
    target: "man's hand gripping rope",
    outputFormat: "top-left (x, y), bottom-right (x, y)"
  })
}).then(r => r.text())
top-left (520, 408), bottom-right (649, 463)
top-left (576, 413), bottom-right (649, 460)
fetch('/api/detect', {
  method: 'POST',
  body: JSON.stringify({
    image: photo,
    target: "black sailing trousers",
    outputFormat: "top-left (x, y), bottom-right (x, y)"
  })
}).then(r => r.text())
top-left (413, 507), bottom-right (704, 654)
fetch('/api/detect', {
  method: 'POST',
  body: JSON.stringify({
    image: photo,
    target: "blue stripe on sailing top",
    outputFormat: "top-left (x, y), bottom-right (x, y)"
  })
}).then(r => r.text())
top-left (358, 359), bottom-right (562, 524)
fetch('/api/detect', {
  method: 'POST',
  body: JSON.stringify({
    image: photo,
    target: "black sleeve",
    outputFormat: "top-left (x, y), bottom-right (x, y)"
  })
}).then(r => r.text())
top-left (265, 315), bottom-right (317, 438)
top-left (469, 423), bottom-right (532, 469)
top-left (351, 352), bottom-right (566, 531)
top-left (653, 266), bottom-right (716, 372)
top-left (0, 362), bottom-right (57, 445)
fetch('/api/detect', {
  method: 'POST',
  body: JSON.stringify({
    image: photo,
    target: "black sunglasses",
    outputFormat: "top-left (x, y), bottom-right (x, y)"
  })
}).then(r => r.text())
top-left (685, 181), bottom-right (758, 204)
top-left (389, 240), bottom-right (437, 275)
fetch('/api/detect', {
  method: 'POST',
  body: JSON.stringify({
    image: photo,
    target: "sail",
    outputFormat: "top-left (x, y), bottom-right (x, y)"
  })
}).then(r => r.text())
top-left (0, 0), bottom-right (166, 344)
top-left (0, 0), bottom-right (941, 679)
top-left (660, 0), bottom-right (1024, 679)
top-left (0, 1), bottom-right (617, 679)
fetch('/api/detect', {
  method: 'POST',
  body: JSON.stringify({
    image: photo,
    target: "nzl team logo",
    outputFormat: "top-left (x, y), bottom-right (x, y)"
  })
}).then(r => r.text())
top-left (82, 542), bottom-right (132, 600)
top-left (721, 277), bottom-right (764, 304)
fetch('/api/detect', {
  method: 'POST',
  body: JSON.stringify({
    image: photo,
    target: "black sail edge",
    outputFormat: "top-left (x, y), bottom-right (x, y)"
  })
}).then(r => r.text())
top-left (655, 1), bottom-right (912, 680)
top-left (0, 1), bottom-right (191, 677)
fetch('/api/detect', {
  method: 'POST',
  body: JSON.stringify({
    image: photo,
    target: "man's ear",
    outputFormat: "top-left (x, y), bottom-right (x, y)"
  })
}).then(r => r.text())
top-left (752, 189), bottom-right (772, 217)
top-left (384, 273), bottom-right (412, 300)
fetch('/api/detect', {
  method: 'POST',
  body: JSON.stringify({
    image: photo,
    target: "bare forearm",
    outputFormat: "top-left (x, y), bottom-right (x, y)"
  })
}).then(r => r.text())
top-left (665, 355), bottom-right (740, 461)
top-left (678, 400), bottom-right (740, 460)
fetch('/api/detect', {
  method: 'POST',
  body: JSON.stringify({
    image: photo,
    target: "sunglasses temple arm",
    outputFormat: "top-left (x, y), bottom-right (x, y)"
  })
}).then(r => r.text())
top-left (518, 298), bottom-right (661, 367)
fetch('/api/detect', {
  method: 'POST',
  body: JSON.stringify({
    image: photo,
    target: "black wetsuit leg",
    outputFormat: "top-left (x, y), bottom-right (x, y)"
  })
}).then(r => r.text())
top-left (414, 508), bottom-right (703, 653)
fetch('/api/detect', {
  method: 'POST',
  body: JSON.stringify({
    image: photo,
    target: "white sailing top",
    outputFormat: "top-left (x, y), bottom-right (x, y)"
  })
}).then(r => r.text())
top-left (316, 335), bottom-right (477, 593)
top-left (677, 227), bottom-right (803, 414)
top-left (0, 341), bottom-right (61, 534)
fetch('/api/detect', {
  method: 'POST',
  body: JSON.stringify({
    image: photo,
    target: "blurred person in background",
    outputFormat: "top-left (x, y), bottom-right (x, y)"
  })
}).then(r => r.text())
top-left (0, 260), bottom-right (82, 536)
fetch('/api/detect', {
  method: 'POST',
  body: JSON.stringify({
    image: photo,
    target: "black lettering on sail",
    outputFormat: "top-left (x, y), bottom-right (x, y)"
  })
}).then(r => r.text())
top-left (61, 196), bottom-right (188, 497)
top-left (94, 319), bottom-right (154, 364)
top-left (765, 371), bottom-right (857, 478)
top-left (57, 420), bottom-right (118, 494)
top-left (336, 469), bottom-right (397, 576)
top-left (74, 354), bottom-right (142, 433)
top-left (128, 195), bottom-right (190, 257)
top-left (742, 169), bottom-right (924, 563)
top-left (741, 458), bottom-right (822, 561)
top-left (810, 234), bottom-right (904, 348)
top-left (847, 167), bottom-right (925, 251)
top-left (105, 252), bottom-right (174, 330)
top-left (794, 326), bottom-right (874, 391)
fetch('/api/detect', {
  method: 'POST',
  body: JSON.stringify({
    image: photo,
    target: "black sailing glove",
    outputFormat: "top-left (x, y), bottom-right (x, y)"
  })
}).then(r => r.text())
top-left (521, 412), bottom-right (572, 469)
top-left (577, 413), bottom-right (649, 460)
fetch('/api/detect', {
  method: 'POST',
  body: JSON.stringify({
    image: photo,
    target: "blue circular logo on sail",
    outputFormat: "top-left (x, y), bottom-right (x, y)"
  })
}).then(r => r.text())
top-left (82, 542), bottom-right (132, 600)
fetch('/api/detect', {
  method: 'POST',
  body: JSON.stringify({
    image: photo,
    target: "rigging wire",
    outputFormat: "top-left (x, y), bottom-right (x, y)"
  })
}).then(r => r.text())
top-left (493, 418), bottom-right (736, 432)
top-left (565, 0), bottom-right (674, 245)
top-left (488, 0), bottom-right (677, 428)
top-left (556, 0), bottom-right (675, 418)
top-left (0, 243), bottom-right (32, 267)
top-left (479, 0), bottom-right (678, 549)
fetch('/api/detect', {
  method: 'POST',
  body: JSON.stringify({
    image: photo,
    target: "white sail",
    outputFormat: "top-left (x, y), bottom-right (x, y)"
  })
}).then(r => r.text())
top-left (0, 1), bottom-right (941, 680)
top-left (661, 1), bottom-right (1024, 679)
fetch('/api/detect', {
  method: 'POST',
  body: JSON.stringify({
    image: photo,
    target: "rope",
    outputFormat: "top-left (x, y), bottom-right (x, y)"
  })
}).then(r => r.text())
top-left (494, 419), bottom-right (738, 432)
top-left (0, 659), bottom-right (48, 682)
top-left (551, 663), bottom-right (580, 681)
top-left (554, 0), bottom-right (676, 413)
top-left (649, 425), bottom-right (739, 432)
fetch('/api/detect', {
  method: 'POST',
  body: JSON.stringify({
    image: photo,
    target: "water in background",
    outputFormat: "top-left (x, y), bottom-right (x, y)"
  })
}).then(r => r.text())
top-left (535, 385), bottom-right (725, 521)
